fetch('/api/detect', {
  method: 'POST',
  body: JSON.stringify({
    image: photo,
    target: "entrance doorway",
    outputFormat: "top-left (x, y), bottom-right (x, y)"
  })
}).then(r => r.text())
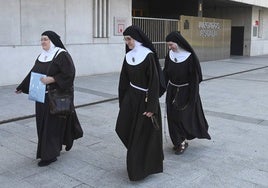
top-left (231, 26), bottom-right (244, 55)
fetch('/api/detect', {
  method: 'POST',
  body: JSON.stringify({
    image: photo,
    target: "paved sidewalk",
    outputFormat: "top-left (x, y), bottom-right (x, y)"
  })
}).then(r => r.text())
top-left (0, 55), bottom-right (268, 187)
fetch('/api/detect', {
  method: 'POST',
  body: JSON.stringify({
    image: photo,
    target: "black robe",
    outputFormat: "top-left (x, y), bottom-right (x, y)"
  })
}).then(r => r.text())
top-left (163, 53), bottom-right (210, 147)
top-left (16, 51), bottom-right (83, 161)
top-left (116, 53), bottom-right (164, 181)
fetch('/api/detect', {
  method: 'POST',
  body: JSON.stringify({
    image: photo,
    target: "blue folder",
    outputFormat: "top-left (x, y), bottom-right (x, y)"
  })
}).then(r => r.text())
top-left (28, 72), bottom-right (46, 103)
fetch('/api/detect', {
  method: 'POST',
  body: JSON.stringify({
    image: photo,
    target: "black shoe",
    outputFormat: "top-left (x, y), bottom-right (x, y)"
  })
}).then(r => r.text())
top-left (174, 141), bottom-right (188, 155)
top-left (38, 158), bottom-right (57, 167)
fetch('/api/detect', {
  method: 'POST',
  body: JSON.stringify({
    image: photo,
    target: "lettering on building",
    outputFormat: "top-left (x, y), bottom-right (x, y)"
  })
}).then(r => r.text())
top-left (199, 21), bottom-right (221, 37)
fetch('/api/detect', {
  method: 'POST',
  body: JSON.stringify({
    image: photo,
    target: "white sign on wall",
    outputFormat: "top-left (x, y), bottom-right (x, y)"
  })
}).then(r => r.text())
top-left (114, 17), bottom-right (127, 36)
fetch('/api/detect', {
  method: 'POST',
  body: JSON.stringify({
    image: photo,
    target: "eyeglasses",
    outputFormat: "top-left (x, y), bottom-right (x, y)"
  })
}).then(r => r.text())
top-left (123, 36), bottom-right (132, 41)
top-left (41, 38), bottom-right (50, 42)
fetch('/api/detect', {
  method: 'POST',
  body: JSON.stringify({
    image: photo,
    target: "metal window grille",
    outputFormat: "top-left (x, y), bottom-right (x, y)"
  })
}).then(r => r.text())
top-left (133, 17), bottom-right (179, 59)
top-left (93, 0), bottom-right (109, 38)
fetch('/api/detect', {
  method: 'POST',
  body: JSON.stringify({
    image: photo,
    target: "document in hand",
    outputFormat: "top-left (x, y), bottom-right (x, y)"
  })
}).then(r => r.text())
top-left (28, 72), bottom-right (46, 103)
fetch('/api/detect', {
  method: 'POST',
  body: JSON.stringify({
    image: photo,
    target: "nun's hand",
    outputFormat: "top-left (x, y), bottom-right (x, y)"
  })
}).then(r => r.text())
top-left (40, 76), bottom-right (55, 85)
top-left (143, 112), bottom-right (153, 117)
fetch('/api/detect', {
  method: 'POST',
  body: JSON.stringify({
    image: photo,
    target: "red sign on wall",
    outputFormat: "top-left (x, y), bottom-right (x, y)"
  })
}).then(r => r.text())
top-left (118, 24), bottom-right (124, 33)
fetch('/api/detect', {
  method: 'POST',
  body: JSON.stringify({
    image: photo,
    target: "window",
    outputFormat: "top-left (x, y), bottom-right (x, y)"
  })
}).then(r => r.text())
top-left (93, 0), bottom-right (109, 38)
top-left (253, 26), bottom-right (258, 37)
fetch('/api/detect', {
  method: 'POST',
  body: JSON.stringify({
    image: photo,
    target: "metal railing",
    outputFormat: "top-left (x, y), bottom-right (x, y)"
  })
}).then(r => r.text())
top-left (133, 17), bottom-right (179, 59)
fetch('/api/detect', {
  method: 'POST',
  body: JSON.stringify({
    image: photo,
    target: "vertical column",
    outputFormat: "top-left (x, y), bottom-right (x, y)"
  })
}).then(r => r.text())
top-left (93, 0), bottom-right (98, 37)
top-left (258, 9), bottom-right (263, 38)
top-left (99, 0), bottom-right (103, 37)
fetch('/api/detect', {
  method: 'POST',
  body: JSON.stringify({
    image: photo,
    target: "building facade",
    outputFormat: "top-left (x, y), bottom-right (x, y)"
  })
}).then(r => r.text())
top-left (0, 0), bottom-right (131, 86)
top-left (1, 0), bottom-right (268, 86)
top-left (133, 0), bottom-right (268, 57)
top-left (203, 0), bottom-right (268, 57)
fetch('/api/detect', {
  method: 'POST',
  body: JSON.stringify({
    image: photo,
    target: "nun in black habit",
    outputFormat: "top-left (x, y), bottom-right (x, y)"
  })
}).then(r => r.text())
top-left (163, 31), bottom-right (211, 155)
top-left (115, 25), bottom-right (165, 181)
top-left (16, 31), bottom-right (83, 166)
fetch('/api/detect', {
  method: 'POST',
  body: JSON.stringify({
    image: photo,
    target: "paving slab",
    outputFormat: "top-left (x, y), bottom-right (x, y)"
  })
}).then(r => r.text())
top-left (0, 55), bottom-right (268, 187)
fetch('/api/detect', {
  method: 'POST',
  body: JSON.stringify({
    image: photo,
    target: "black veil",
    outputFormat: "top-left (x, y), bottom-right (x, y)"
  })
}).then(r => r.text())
top-left (42, 30), bottom-right (66, 50)
top-left (166, 31), bottom-right (203, 82)
top-left (123, 25), bottom-right (166, 97)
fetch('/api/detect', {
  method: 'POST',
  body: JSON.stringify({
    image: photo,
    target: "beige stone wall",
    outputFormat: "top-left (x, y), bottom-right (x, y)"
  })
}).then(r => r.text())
top-left (180, 15), bottom-right (231, 61)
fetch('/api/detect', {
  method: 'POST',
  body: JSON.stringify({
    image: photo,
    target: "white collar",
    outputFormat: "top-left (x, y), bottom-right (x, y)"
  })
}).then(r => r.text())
top-left (126, 41), bottom-right (152, 65)
top-left (169, 47), bottom-right (191, 63)
top-left (38, 42), bottom-right (66, 62)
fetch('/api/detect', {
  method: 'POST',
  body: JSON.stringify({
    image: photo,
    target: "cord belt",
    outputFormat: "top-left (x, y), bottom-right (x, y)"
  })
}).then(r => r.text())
top-left (130, 82), bottom-right (148, 92)
top-left (168, 80), bottom-right (189, 88)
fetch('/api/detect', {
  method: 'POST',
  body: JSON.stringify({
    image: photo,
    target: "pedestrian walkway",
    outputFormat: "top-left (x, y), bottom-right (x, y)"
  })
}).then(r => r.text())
top-left (0, 55), bottom-right (268, 187)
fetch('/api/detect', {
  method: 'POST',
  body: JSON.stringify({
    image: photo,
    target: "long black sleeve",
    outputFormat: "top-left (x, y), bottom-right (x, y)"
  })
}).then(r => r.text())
top-left (118, 60), bottom-right (129, 108)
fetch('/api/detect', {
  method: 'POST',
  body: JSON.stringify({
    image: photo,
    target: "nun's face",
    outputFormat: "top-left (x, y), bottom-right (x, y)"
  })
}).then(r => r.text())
top-left (41, 35), bottom-right (51, 51)
top-left (124, 36), bottom-right (135, 49)
top-left (167, 42), bottom-right (179, 52)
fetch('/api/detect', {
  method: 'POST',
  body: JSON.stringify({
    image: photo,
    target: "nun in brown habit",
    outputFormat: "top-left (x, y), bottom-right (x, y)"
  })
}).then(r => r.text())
top-left (115, 25), bottom-right (165, 181)
top-left (16, 31), bottom-right (83, 167)
top-left (163, 31), bottom-right (211, 155)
